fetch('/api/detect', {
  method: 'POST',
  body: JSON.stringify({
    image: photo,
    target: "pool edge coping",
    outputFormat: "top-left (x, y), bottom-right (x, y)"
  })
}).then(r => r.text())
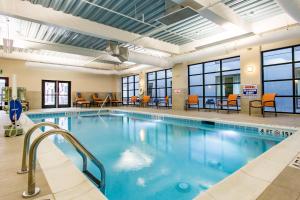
top-left (21, 113), bottom-right (107, 200)
top-left (24, 108), bottom-right (300, 200)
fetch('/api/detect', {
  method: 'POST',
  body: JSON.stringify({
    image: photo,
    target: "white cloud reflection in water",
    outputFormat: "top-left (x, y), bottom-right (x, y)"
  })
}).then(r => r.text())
top-left (114, 147), bottom-right (153, 171)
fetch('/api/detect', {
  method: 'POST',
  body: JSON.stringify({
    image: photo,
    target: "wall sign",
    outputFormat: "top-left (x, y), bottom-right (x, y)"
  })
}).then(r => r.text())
top-left (242, 84), bottom-right (258, 96)
top-left (259, 127), bottom-right (294, 138)
top-left (174, 89), bottom-right (181, 94)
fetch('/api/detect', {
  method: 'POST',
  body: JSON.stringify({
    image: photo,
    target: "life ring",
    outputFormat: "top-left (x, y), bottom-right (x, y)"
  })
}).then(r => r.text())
top-left (139, 87), bottom-right (144, 96)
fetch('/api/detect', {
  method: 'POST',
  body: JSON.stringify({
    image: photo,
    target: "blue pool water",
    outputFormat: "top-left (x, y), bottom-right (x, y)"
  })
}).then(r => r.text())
top-left (29, 111), bottom-right (283, 200)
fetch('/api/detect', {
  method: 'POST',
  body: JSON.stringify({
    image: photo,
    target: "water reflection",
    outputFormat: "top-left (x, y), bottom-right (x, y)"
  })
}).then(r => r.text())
top-left (30, 114), bottom-right (281, 200)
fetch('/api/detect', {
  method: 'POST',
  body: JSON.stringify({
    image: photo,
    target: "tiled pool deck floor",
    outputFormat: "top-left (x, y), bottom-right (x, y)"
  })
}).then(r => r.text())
top-left (0, 112), bottom-right (54, 200)
top-left (1, 106), bottom-right (300, 200)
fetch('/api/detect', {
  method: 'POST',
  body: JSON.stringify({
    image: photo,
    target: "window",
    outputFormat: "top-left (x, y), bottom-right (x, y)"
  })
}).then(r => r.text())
top-left (262, 45), bottom-right (300, 113)
top-left (122, 75), bottom-right (139, 105)
top-left (147, 69), bottom-right (172, 106)
top-left (188, 56), bottom-right (240, 109)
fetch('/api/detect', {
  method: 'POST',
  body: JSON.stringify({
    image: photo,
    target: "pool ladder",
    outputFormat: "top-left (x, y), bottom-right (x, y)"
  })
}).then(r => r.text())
top-left (18, 122), bottom-right (106, 198)
top-left (97, 95), bottom-right (111, 115)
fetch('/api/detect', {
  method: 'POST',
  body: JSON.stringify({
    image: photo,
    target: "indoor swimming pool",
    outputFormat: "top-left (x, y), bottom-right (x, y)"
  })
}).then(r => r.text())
top-left (28, 111), bottom-right (284, 200)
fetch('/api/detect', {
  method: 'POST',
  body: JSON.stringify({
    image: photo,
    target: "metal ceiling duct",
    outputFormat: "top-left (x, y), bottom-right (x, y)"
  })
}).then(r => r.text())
top-left (275, 0), bottom-right (300, 23)
top-left (157, 0), bottom-right (202, 26)
top-left (157, 7), bottom-right (199, 26)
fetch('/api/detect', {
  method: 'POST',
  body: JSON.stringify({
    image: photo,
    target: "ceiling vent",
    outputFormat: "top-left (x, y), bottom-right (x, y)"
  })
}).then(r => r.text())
top-left (157, 6), bottom-right (199, 26)
top-left (106, 41), bottom-right (129, 63)
top-left (91, 41), bottom-right (129, 65)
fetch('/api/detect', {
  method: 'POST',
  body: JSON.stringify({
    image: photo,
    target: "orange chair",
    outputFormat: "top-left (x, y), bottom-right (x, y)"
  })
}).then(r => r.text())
top-left (141, 96), bottom-right (150, 107)
top-left (75, 92), bottom-right (90, 108)
top-left (165, 96), bottom-right (170, 107)
top-left (249, 93), bottom-right (277, 117)
top-left (130, 96), bottom-right (138, 105)
top-left (92, 93), bottom-right (104, 106)
top-left (185, 95), bottom-right (199, 111)
top-left (217, 94), bottom-right (239, 113)
top-left (110, 93), bottom-right (122, 106)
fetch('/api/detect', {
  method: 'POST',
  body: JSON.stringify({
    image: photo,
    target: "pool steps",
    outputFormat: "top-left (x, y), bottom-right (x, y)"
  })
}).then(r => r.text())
top-left (18, 123), bottom-right (106, 198)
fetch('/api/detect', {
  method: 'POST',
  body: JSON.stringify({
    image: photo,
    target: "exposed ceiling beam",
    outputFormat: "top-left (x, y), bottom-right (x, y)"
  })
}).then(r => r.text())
top-left (275, 0), bottom-right (300, 23)
top-left (179, 13), bottom-right (297, 53)
top-left (14, 38), bottom-right (105, 58)
top-left (195, 0), bottom-right (252, 32)
top-left (0, 38), bottom-right (172, 68)
top-left (0, 0), bottom-right (180, 54)
top-left (170, 0), bottom-right (251, 32)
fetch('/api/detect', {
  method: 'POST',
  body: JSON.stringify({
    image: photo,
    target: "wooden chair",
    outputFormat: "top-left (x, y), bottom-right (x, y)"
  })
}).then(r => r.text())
top-left (217, 94), bottom-right (239, 113)
top-left (140, 96), bottom-right (150, 107)
top-left (92, 93), bottom-right (104, 106)
top-left (110, 94), bottom-right (122, 106)
top-left (75, 92), bottom-right (90, 108)
top-left (185, 95), bottom-right (199, 111)
top-left (249, 93), bottom-right (277, 117)
top-left (130, 96), bottom-right (138, 106)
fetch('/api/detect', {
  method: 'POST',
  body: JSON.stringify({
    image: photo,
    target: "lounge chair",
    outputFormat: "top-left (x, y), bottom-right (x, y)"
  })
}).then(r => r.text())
top-left (140, 96), bottom-right (150, 107)
top-left (249, 93), bottom-right (277, 117)
top-left (110, 94), bottom-right (122, 106)
top-left (92, 93), bottom-right (105, 107)
top-left (217, 94), bottom-right (239, 113)
top-left (75, 92), bottom-right (90, 108)
top-left (130, 96), bottom-right (138, 106)
top-left (185, 95), bottom-right (199, 111)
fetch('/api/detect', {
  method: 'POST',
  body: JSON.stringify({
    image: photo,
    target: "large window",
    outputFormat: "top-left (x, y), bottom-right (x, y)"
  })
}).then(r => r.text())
top-left (147, 69), bottom-right (172, 106)
top-left (188, 56), bottom-right (240, 109)
top-left (122, 75), bottom-right (139, 105)
top-left (262, 45), bottom-right (300, 113)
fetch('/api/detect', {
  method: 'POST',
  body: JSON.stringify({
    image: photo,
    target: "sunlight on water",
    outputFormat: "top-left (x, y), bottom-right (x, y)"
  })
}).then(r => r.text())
top-left (30, 113), bottom-right (283, 200)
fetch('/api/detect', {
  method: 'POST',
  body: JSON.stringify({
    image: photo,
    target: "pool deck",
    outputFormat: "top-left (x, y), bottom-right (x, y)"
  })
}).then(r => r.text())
top-left (1, 106), bottom-right (300, 200)
top-left (0, 110), bottom-right (106, 200)
top-left (0, 112), bottom-right (53, 200)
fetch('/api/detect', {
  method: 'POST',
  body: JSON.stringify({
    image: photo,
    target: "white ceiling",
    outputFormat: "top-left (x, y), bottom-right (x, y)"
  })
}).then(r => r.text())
top-left (0, 0), bottom-right (298, 75)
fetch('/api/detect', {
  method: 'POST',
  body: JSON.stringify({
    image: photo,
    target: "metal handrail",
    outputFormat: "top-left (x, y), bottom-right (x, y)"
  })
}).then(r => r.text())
top-left (17, 122), bottom-right (60, 174)
top-left (97, 95), bottom-right (111, 115)
top-left (22, 129), bottom-right (106, 198)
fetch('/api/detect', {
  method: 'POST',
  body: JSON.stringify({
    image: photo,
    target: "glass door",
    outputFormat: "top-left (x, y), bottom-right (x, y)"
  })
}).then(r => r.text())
top-left (58, 81), bottom-right (71, 108)
top-left (0, 77), bottom-right (9, 110)
top-left (42, 80), bottom-right (71, 108)
top-left (42, 80), bottom-right (57, 108)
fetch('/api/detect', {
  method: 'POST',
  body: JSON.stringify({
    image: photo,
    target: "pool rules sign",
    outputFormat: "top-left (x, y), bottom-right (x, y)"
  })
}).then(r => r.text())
top-left (242, 84), bottom-right (258, 96)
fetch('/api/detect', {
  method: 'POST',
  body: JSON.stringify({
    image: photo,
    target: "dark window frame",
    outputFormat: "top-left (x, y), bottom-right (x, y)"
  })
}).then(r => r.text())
top-left (121, 75), bottom-right (139, 105)
top-left (41, 80), bottom-right (71, 108)
top-left (188, 56), bottom-right (241, 110)
top-left (262, 44), bottom-right (300, 114)
top-left (0, 77), bottom-right (9, 110)
top-left (146, 69), bottom-right (172, 107)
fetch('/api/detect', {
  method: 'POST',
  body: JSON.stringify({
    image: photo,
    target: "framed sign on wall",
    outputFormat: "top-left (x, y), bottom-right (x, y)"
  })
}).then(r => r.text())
top-left (242, 84), bottom-right (258, 96)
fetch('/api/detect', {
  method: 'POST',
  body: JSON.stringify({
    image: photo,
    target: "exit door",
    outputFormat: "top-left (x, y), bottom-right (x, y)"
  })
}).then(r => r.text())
top-left (42, 80), bottom-right (71, 108)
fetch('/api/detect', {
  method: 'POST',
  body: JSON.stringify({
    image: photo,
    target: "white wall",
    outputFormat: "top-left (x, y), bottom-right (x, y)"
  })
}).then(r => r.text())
top-left (0, 58), bottom-right (119, 109)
